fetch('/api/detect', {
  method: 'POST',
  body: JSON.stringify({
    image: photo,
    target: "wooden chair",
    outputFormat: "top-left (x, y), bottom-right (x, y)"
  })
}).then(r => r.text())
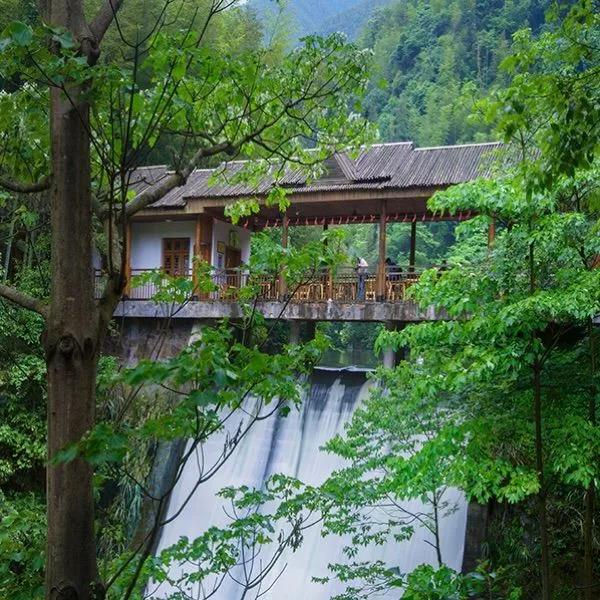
top-left (297, 284), bottom-right (311, 301)
top-left (308, 282), bottom-right (324, 301)
top-left (365, 278), bottom-right (376, 301)
top-left (386, 280), bottom-right (403, 301)
top-left (260, 279), bottom-right (277, 300)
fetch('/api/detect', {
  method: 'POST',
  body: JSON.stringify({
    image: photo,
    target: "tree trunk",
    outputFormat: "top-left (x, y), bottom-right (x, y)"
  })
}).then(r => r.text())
top-left (584, 321), bottom-right (597, 600)
top-left (530, 241), bottom-right (551, 600)
top-left (44, 3), bottom-right (101, 596)
top-left (534, 359), bottom-right (552, 600)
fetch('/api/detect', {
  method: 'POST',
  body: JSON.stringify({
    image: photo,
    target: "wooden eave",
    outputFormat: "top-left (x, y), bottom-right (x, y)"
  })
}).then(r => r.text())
top-left (134, 184), bottom-right (466, 225)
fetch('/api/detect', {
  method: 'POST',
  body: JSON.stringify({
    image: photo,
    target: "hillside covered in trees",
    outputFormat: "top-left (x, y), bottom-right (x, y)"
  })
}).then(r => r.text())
top-left (253, 0), bottom-right (571, 146)
top-left (361, 0), bottom-right (560, 145)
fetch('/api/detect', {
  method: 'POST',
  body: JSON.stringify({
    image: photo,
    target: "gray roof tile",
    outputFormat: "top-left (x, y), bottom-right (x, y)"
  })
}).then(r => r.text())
top-left (131, 141), bottom-right (507, 209)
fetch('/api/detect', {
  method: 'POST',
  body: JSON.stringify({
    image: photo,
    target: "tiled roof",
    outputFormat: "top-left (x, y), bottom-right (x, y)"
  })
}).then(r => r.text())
top-left (132, 141), bottom-right (508, 209)
top-left (392, 142), bottom-right (507, 187)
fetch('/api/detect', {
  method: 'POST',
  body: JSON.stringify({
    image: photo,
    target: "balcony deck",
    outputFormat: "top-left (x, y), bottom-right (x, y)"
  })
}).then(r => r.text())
top-left (101, 266), bottom-right (446, 322)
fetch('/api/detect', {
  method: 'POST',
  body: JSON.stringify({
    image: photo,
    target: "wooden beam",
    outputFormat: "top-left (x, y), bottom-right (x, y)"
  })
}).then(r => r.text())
top-left (188, 186), bottom-right (439, 208)
top-left (279, 212), bottom-right (289, 299)
top-left (409, 220), bottom-right (417, 272)
top-left (377, 199), bottom-right (387, 301)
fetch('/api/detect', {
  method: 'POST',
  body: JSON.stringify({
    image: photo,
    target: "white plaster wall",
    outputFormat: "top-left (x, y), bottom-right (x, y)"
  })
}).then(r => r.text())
top-left (131, 221), bottom-right (195, 271)
top-left (211, 219), bottom-right (251, 268)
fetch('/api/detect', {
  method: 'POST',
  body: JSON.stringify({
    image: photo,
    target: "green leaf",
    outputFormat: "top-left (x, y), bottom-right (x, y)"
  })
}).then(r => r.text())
top-left (4, 21), bottom-right (33, 47)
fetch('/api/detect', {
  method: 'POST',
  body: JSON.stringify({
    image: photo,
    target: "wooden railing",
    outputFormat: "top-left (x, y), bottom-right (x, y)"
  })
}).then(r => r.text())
top-left (94, 265), bottom-right (426, 303)
top-left (282, 266), bottom-right (422, 303)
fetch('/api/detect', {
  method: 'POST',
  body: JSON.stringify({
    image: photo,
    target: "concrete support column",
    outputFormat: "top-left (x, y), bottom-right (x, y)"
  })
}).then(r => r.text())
top-left (382, 345), bottom-right (396, 369)
top-left (381, 321), bottom-right (405, 369)
top-left (288, 320), bottom-right (317, 344)
top-left (462, 502), bottom-right (490, 573)
top-left (289, 320), bottom-right (301, 345)
top-left (305, 320), bottom-right (316, 342)
top-left (382, 321), bottom-right (396, 369)
top-left (189, 320), bottom-right (208, 345)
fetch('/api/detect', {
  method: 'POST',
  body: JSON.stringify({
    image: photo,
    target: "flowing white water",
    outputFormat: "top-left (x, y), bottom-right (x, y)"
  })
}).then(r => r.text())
top-left (154, 369), bottom-right (467, 599)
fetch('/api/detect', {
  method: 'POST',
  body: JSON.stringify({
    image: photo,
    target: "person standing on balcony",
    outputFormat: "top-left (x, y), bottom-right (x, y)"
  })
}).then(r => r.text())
top-left (356, 257), bottom-right (368, 301)
top-left (386, 257), bottom-right (401, 281)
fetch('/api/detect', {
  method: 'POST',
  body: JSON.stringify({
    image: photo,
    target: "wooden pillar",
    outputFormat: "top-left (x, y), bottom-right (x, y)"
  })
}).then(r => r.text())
top-left (193, 216), bottom-right (202, 295)
top-left (409, 219), bottom-right (417, 272)
top-left (203, 217), bottom-right (213, 264)
top-left (377, 199), bottom-right (387, 301)
top-left (487, 218), bottom-right (496, 249)
top-left (194, 215), bottom-right (213, 299)
top-left (324, 221), bottom-right (333, 300)
top-left (124, 221), bottom-right (132, 296)
top-left (279, 212), bottom-right (289, 299)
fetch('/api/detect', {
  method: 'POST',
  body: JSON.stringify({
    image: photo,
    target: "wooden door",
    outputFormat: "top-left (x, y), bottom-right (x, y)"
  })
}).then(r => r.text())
top-left (225, 247), bottom-right (242, 289)
top-left (162, 238), bottom-right (190, 276)
top-left (225, 247), bottom-right (242, 270)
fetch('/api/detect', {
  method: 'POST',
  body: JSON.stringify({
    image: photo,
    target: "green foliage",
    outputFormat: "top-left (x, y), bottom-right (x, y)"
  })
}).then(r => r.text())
top-left (0, 240), bottom-right (47, 489)
top-left (361, 0), bottom-right (567, 146)
top-left (0, 0), bottom-right (37, 30)
top-left (0, 5), bottom-right (374, 598)
top-left (480, 0), bottom-right (600, 190)
top-left (0, 2), bottom-right (598, 599)
top-left (0, 87), bottom-right (49, 188)
top-left (0, 10), bottom-right (373, 199)
top-left (70, 245), bottom-right (337, 594)
top-left (403, 563), bottom-right (521, 600)
top-left (316, 3), bottom-right (600, 597)
top-left (142, 474), bottom-right (319, 597)
top-left (0, 492), bottom-right (45, 600)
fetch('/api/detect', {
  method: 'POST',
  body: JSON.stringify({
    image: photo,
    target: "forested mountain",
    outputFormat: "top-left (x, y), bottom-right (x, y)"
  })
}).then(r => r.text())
top-left (361, 0), bottom-right (560, 145)
top-left (248, 0), bottom-right (391, 39)
top-left (251, 0), bottom-right (569, 147)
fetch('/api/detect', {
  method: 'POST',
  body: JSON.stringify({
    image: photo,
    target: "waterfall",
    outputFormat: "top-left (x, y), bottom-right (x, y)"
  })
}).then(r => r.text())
top-left (154, 368), bottom-right (467, 599)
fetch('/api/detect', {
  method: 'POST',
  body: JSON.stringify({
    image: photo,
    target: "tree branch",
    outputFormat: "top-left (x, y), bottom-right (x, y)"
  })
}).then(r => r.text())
top-left (0, 283), bottom-right (48, 318)
top-left (0, 175), bottom-right (51, 194)
top-left (89, 0), bottom-right (126, 44)
top-left (124, 140), bottom-right (234, 217)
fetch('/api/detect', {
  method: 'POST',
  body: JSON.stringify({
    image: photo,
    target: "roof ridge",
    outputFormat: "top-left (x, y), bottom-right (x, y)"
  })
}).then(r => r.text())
top-left (369, 141), bottom-right (414, 147)
top-left (415, 141), bottom-right (502, 151)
